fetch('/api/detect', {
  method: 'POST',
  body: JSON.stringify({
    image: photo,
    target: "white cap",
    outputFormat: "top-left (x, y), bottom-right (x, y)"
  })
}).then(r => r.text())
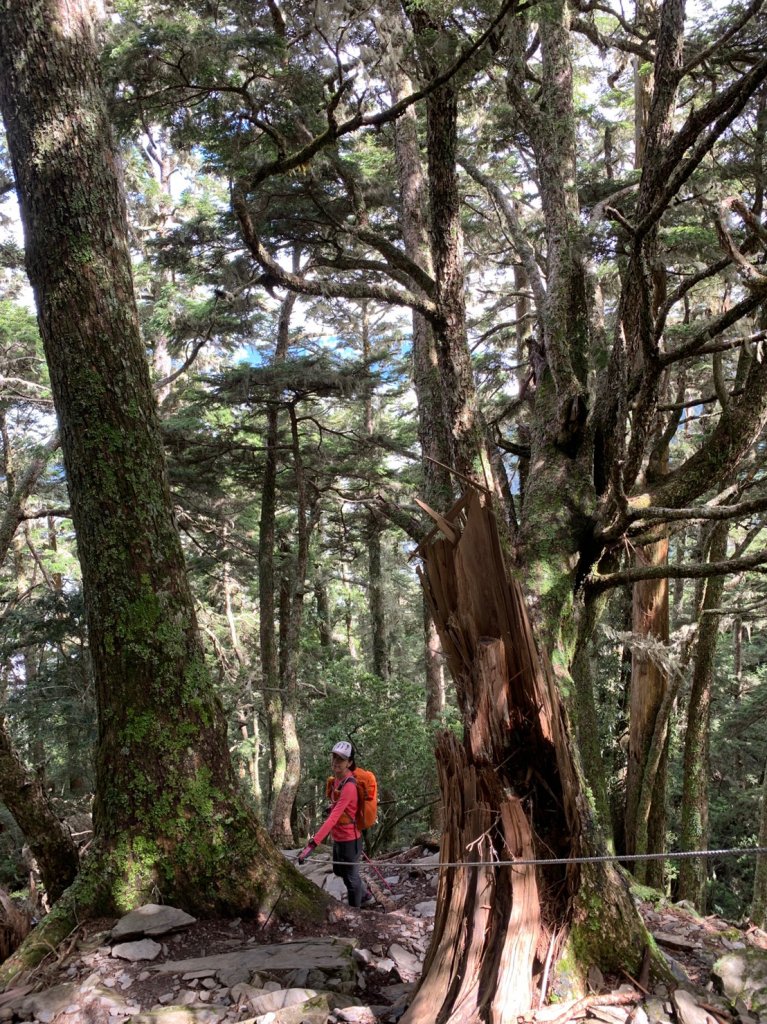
top-left (331, 740), bottom-right (353, 759)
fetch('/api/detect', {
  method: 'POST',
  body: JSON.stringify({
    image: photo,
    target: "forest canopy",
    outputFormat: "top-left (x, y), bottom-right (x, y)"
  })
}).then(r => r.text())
top-left (1, 0), bottom-right (767, 1014)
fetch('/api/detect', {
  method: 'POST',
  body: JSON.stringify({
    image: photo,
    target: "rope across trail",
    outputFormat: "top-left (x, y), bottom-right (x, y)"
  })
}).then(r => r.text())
top-left (319, 845), bottom-right (767, 869)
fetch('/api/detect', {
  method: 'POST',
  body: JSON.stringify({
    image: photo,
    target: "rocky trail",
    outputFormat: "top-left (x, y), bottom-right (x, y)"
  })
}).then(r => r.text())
top-left (1, 845), bottom-right (767, 1024)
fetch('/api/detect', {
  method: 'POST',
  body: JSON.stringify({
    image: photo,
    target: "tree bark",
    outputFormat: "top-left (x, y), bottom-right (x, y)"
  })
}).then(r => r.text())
top-left (0, 717), bottom-right (79, 902)
top-left (314, 569), bottom-right (332, 649)
top-left (270, 402), bottom-right (313, 845)
top-left (405, 493), bottom-right (651, 1024)
top-left (260, 291), bottom-right (295, 819)
top-left (367, 518), bottom-right (390, 679)
top-left (625, 538), bottom-right (670, 886)
top-left (361, 299), bottom-right (391, 681)
top-left (0, 0), bottom-right (324, 931)
top-left (382, 13), bottom-right (451, 724)
top-left (678, 522), bottom-right (728, 909)
top-left (752, 755), bottom-right (767, 927)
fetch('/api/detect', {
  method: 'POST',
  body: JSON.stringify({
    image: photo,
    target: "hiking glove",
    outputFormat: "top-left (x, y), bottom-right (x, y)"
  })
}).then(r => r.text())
top-left (298, 839), bottom-right (317, 865)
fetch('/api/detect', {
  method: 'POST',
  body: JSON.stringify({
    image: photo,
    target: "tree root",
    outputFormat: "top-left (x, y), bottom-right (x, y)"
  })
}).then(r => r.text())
top-left (0, 877), bottom-right (85, 991)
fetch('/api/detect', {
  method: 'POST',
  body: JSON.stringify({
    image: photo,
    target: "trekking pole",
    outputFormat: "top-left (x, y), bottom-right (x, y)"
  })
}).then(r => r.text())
top-left (362, 851), bottom-right (395, 893)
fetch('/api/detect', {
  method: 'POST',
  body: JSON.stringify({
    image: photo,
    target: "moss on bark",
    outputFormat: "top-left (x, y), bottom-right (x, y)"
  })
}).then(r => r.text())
top-left (0, 828), bottom-right (327, 991)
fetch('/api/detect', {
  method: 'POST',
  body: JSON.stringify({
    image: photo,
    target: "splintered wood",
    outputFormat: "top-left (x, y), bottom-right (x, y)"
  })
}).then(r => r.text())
top-left (403, 491), bottom-right (569, 1024)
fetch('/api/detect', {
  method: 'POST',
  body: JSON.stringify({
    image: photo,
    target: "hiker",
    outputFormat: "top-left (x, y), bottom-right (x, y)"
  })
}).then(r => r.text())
top-left (298, 740), bottom-right (373, 908)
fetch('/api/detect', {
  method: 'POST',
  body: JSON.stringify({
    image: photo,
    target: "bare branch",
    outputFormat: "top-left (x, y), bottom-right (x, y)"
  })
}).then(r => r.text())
top-left (232, 188), bottom-right (439, 322)
top-left (681, 0), bottom-right (764, 75)
top-left (626, 493), bottom-right (767, 528)
top-left (637, 56), bottom-right (767, 237)
top-left (587, 547), bottom-right (767, 593)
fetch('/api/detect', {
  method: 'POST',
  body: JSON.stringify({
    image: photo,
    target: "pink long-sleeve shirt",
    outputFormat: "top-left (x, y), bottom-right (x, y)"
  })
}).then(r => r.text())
top-left (313, 774), bottom-right (359, 844)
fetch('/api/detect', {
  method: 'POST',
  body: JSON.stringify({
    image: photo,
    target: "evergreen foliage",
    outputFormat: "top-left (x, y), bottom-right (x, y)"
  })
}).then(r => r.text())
top-left (1, 0), bottom-right (767, 940)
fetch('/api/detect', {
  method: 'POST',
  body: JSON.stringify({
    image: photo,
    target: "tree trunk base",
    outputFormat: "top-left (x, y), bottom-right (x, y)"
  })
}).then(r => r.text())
top-left (0, 812), bottom-right (328, 992)
top-left (403, 733), bottom-right (540, 1024)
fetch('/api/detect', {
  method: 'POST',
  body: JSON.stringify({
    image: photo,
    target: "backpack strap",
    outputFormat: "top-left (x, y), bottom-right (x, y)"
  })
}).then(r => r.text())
top-left (334, 775), bottom-right (360, 836)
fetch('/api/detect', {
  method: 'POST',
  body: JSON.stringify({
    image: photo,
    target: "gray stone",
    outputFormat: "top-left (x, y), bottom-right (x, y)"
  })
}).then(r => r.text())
top-left (111, 904), bottom-right (197, 941)
top-left (152, 938), bottom-right (356, 980)
top-left (245, 991), bottom-right (355, 1024)
top-left (660, 950), bottom-right (691, 984)
top-left (672, 990), bottom-right (719, 1024)
top-left (644, 996), bottom-right (673, 1024)
top-left (17, 981), bottom-right (133, 1023)
top-left (230, 983), bottom-right (267, 1006)
top-left (674, 900), bottom-right (703, 916)
top-left (714, 949), bottom-right (767, 1013)
top-left (112, 939), bottom-right (163, 962)
top-left (247, 988), bottom-right (319, 1015)
top-left (305, 970), bottom-right (329, 989)
top-left (335, 1007), bottom-right (379, 1023)
top-left (413, 901), bottom-right (436, 918)
top-left (182, 990), bottom-right (208, 1005)
top-left (128, 1008), bottom-right (228, 1023)
top-left (352, 949), bottom-right (375, 967)
top-left (653, 931), bottom-right (699, 953)
top-left (588, 965), bottom-right (605, 992)
top-left (377, 983), bottom-right (414, 1003)
top-left (632, 1007), bottom-right (649, 1024)
top-left (216, 965), bottom-right (253, 988)
top-left (323, 875), bottom-right (348, 900)
top-left (388, 944), bottom-right (422, 982)
top-left (250, 1000), bottom-right (330, 1024)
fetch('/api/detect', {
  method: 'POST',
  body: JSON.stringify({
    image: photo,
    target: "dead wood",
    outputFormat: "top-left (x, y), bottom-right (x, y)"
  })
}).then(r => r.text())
top-left (697, 1002), bottom-right (735, 1024)
top-left (405, 489), bottom-right (652, 1023)
top-left (0, 889), bottom-right (33, 963)
top-left (540, 988), bottom-right (639, 1024)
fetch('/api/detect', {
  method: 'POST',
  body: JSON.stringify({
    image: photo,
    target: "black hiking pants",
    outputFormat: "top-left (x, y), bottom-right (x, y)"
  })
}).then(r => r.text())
top-left (332, 837), bottom-right (364, 907)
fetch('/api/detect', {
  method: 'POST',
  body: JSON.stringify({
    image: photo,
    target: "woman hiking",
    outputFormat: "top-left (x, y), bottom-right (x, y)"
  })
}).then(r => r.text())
top-left (298, 740), bottom-right (373, 908)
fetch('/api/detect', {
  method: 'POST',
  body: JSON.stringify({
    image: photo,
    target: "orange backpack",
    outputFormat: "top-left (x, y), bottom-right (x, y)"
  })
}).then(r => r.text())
top-left (326, 767), bottom-right (378, 832)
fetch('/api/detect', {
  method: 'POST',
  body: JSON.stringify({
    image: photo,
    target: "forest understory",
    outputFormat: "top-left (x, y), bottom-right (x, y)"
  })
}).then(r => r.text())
top-left (0, 842), bottom-right (766, 1024)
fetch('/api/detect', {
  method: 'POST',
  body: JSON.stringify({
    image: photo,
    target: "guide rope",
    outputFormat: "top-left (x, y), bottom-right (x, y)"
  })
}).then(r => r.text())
top-left (319, 845), bottom-right (767, 869)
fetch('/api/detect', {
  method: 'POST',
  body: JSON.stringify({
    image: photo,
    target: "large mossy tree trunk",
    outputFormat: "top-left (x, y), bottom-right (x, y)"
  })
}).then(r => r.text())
top-left (0, 0), bottom-right (324, 943)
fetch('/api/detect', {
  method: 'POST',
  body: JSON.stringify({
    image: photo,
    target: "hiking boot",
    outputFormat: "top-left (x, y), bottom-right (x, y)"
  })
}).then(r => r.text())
top-left (360, 893), bottom-right (376, 908)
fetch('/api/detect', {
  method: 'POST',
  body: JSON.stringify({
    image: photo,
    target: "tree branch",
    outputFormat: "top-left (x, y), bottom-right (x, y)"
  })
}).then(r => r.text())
top-left (245, 0), bottom-right (522, 189)
top-left (681, 0), bottom-right (764, 76)
top-left (625, 493), bottom-right (767, 528)
top-left (659, 287), bottom-right (767, 367)
top-left (459, 157), bottom-right (547, 309)
top-left (232, 188), bottom-right (440, 322)
top-left (637, 56), bottom-right (767, 237)
top-left (587, 547), bottom-right (767, 593)
top-left (0, 432), bottom-right (60, 571)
